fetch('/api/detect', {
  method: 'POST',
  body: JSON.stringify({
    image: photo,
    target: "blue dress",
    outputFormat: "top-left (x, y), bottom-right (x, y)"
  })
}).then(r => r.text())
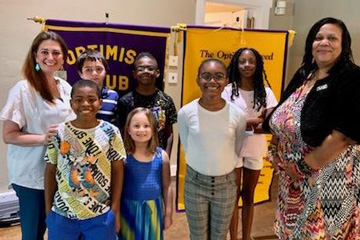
top-left (119, 147), bottom-right (164, 240)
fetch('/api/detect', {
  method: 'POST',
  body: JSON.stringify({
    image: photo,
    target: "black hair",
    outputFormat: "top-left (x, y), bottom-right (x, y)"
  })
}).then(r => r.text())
top-left (227, 48), bottom-right (271, 111)
top-left (134, 52), bottom-right (158, 69)
top-left (197, 58), bottom-right (227, 77)
top-left (71, 79), bottom-right (102, 99)
top-left (76, 49), bottom-right (109, 73)
top-left (301, 17), bottom-right (353, 77)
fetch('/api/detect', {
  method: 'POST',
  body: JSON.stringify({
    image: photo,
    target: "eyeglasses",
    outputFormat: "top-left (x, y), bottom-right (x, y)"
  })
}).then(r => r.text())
top-left (135, 66), bottom-right (157, 72)
top-left (199, 72), bottom-right (226, 82)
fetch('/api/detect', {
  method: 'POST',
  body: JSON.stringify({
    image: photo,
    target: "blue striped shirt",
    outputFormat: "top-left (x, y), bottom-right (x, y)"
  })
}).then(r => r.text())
top-left (97, 87), bottom-right (118, 123)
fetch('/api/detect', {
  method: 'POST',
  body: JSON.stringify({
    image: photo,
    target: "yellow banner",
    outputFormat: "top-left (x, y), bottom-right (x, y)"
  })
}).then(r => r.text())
top-left (177, 26), bottom-right (290, 211)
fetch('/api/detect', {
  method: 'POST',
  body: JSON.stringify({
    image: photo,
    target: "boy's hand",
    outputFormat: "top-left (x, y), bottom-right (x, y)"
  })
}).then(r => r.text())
top-left (164, 215), bottom-right (172, 230)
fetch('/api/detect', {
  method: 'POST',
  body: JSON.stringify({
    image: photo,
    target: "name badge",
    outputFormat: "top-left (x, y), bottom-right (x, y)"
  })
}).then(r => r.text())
top-left (316, 84), bottom-right (328, 91)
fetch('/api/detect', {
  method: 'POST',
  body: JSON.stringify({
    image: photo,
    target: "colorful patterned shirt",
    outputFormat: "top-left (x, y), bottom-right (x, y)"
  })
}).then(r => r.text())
top-left (45, 120), bottom-right (126, 219)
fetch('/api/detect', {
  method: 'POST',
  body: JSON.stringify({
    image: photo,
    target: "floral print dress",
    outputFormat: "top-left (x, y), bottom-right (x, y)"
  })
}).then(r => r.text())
top-left (269, 84), bottom-right (360, 239)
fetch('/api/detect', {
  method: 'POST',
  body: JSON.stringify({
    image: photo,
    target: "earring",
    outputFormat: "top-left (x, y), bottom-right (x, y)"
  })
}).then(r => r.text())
top-left (35, 63), bottom-right (41, 72)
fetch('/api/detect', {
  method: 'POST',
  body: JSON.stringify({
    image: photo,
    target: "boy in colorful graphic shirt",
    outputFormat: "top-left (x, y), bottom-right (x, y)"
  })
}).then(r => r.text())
top-left (44, 79), bottom-right (126, 240)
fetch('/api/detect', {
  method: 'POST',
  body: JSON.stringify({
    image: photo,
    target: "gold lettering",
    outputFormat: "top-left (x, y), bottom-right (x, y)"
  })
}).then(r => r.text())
top-left (125, 49), bottom-right (136, 65)
top-left (75, 46), bottom-right (86, 58)
top-left (118, 47), bottom-right (125, 62)
top-left (106, 45), bottom-right (118, 61)
top-left (118, 75), bottom-right (129, 90)
top-left (67, 50), bottom-right (76, 65)
top-left (105, 75), bottom-right (129, 91)
top-left (87, 45), bottom-right (97, 51)
top-left (106, 75), bottom-right (116, 89)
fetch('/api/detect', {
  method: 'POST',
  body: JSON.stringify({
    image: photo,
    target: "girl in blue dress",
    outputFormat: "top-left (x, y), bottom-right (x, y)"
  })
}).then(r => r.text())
top-left (119, 107), bottom-right (173, 240)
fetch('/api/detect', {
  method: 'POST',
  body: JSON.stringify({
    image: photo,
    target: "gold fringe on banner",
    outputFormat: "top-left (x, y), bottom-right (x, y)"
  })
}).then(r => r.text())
top-left (288, 30), bottom-right (296, 47)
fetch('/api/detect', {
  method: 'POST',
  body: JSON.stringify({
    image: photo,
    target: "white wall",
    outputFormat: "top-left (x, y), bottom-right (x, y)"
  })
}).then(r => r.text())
top-left (197, 0), bottom-right (272, 28)
top-left (0, 0), bottom-right (195, 193)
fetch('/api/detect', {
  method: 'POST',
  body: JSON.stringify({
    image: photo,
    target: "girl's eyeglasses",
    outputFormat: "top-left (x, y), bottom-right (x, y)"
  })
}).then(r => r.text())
top-left (199, 72), bottom-right (226, 82)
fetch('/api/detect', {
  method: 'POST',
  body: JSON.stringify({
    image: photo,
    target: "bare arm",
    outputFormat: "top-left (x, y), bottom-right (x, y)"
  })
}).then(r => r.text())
top-left (305, 130), bottom-right (355, 170)
top-left (162, 150), bottom-right (173, 230)
top-left (251, 107), bottom-right (275, 134)
top-left (44, 163), bottom-right (57, 214)
top-left (3, 120), bottom-right (58, 146)
top-left (164, 125), bottom-right (174, 158)
top-left (111, 160), bottom-right (124, 233)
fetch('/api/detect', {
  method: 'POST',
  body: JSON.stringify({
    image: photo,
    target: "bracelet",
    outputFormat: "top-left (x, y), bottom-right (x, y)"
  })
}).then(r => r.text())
top-left (267, 144), bottom-right (277, 155)
top-left (297, 160), bottom-right (314, 176)
top-left (266, 144), bottom-right (277, 162)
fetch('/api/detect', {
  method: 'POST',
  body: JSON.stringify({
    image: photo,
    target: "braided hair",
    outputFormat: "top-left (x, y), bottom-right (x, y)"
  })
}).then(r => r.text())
top-left (227, 48), bottom-right (271, 111)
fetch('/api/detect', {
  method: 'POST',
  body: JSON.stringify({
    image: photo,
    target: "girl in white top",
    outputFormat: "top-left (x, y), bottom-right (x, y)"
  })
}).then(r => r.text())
top-left (221, 48), bottom-right (277, 240)
top-left (0, 31), bottom-right (75, 240)
top-left (178, 59), bottom-right (246, 240)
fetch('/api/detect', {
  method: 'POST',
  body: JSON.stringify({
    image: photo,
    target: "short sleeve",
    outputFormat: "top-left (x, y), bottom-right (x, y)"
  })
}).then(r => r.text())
top-left (165, 96), bottom-right (177, 126)
top-left (177, 107), bottom-right (189, 152)
top-left (265, 87), bottom-right (278, 109)
top-left (221, 84), bottom-right (232, 102)
top-left (109, 126), bottom-right (127, 161)
top-left (331, 68), bottom-right (360, 142)
top-left (44, 137), bottom-right (59, 165)
top-left (0, 81), bottom-right (27, 128)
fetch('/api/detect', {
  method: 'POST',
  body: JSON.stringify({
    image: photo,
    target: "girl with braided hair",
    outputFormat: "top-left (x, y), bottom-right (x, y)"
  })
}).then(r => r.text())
top-left (222, 47), bottom-right (277, 240)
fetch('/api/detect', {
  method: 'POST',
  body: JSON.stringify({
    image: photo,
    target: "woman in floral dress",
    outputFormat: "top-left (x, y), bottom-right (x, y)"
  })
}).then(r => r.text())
top-left (263, 17), bottom-right (360, 239)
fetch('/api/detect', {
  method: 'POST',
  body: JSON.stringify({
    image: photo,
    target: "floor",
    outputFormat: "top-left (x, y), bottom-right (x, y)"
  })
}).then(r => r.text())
top-left (0, 176), bottom-right (278, 240)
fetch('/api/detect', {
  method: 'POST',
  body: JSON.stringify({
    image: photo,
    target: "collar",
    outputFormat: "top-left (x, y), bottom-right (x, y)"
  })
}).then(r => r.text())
top-left (101, 87), bottom-right (109, 98)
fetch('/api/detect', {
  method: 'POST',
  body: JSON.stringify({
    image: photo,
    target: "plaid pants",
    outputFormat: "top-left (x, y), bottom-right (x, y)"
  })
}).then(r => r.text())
top-left (184, 165), bottom-right (237, 240)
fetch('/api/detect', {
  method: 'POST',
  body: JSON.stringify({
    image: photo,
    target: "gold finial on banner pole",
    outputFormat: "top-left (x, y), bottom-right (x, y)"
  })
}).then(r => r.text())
top-left (27, 16), bottom-right (47, 31)
top-left (170, 23), bottom-right (187, 56)
top-left (27, 16), bottom-right (46, 24)
top-left (171, 23), bottom-right (187, 32)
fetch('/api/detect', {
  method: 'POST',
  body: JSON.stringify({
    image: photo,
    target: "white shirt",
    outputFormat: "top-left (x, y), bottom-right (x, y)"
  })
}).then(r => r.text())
top-left (0, 78), bottom-right (75, 189)
top-left (178, 99), bottom-right (246, 176)
top-left (222, 85), bottom-right (278, 158)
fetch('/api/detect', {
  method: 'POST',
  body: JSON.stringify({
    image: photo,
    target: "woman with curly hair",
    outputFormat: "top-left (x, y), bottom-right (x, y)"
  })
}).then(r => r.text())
top-left (222, 47), bottom-right (277, 240)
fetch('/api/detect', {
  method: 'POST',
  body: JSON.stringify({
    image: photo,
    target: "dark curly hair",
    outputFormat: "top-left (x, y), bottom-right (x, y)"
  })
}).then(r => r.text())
top-left (227, 47), bottom-right (271, 111)
top-left (301, 17), bottom-right (353, 77)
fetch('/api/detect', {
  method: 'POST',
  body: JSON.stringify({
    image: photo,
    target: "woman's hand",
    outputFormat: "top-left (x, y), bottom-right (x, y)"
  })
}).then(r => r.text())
top-left (43, 124), bottom-right (58, 145)
top-left (3, 120), bottom-right (58, 146)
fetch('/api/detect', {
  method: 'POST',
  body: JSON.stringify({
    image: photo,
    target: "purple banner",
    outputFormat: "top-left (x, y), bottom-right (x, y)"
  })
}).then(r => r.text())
top-left (45, 19), bottom-right (171, 96)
